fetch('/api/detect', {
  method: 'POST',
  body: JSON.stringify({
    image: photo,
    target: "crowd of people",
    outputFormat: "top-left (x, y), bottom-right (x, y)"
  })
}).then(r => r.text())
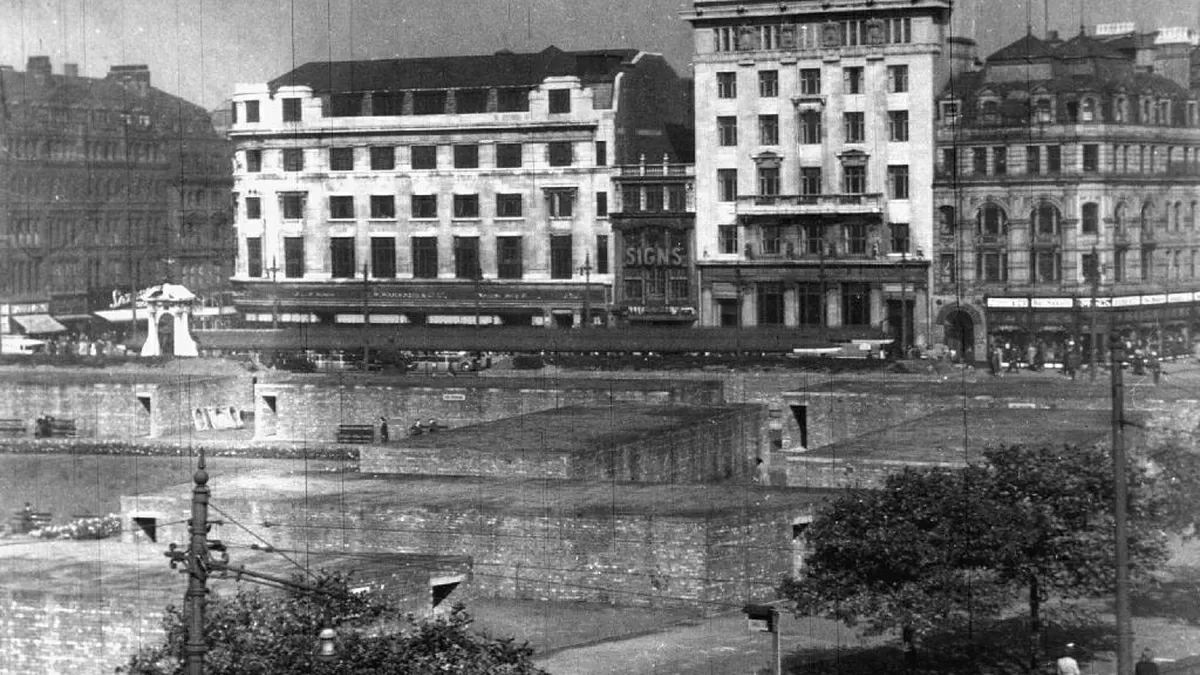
top-left (984, 333), bottom-right (1193, 382)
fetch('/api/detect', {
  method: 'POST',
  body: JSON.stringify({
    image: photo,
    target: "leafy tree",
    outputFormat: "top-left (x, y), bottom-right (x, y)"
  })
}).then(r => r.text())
top-left (779, 444), bottom-right (1171, 671)
top-left (118, 572), bottom-right (546, 675)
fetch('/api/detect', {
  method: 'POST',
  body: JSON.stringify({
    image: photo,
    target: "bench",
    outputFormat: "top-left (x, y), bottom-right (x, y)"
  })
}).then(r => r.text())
top-left (335, 424), bottom-right (375, 444)
top-left (0, 418), bottom-right (25, 436)
top-left (43, 418), bottom-right (77, 438)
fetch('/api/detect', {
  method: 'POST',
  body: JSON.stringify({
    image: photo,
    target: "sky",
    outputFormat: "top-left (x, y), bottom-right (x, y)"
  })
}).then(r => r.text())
top-left (0, 0), bottom-right (1196, 110)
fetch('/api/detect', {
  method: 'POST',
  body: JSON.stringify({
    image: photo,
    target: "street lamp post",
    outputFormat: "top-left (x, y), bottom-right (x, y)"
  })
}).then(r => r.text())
top-left (267, 257), bottom-right (280, 329)
top-left (579, 252), bottom-right (593, 328)
top-left (1089, 246), bottom-right (1101, 382)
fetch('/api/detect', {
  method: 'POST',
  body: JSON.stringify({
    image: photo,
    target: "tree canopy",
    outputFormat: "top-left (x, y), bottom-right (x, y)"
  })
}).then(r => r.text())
top-left (118, 573), bottom-right (546, 675)
top-left (779, 443), bottom-right (1177, 664)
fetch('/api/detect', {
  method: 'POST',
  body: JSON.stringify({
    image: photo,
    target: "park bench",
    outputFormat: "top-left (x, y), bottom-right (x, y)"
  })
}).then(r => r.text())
top-left (335, 424), bottom-right (375, 444)
top-left (0, 418), bottom-right (25, 436)
top-left (48, 418), bottom-right (77, 438)
top-left (9, 509), bottom-right (52, 534)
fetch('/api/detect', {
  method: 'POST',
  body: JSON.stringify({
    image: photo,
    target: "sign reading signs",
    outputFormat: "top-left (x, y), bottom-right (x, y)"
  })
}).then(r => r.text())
top-left (624, 246), bottom-right (687, 267)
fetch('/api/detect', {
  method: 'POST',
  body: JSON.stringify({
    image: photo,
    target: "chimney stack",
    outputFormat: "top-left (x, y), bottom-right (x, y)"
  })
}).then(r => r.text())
top-left (27, 56), bottom-right (52, 83)
top-left (108, 64), bottom-right (151, 97)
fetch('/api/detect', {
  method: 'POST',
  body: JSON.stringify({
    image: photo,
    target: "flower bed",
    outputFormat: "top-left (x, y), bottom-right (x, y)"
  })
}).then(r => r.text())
top-left (30, 513), bottom-right (121, 540)
top-left (0, 438), bottom-right (357, 462)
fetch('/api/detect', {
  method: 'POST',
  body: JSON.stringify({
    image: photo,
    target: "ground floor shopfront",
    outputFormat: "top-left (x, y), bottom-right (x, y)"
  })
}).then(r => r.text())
top-left (934, 292), bottom-right (1200, 365)
top-left (696, 259), bottom-right (930, 350)
top-left (234, 279), bottom-right (609, 329)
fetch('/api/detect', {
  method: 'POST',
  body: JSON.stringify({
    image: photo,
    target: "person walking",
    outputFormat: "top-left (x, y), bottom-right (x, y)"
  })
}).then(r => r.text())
top-left (379, 416), bottom-right (389, 443)
top-left (1056, 644), bottom-right (1081, 675)
top-left (1136, 649), bottom-right (1159, 675)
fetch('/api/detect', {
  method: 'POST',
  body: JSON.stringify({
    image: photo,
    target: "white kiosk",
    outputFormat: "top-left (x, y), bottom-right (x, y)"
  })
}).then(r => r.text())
top-left (139, 283), bottom-right (199, 357)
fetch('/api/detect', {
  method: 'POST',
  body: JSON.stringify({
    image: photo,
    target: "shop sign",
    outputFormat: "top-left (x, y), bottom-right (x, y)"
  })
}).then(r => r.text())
top-left (1141, 294), bottom-right (1167, 306)
top-left (1030, 298), bottom-right (1072, 309)
top-left (1167, 292), bottom-right (1193, 304)
top-left (624, 246), bottom-right (687, 267)
top-left (626, 305), bottom-right (696, 316)
top-left (1111, 296), bottom-right (1140, 307)
top-left (0, 302), bottom-right (50, 316)
top-left (986, 297), bottom-right (1029, 308)
top-left (261, 282), bottom-right (605, 305)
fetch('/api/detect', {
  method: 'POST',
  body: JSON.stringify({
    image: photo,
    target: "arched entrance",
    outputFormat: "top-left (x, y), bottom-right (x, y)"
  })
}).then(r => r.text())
top-left (156, 313), bottom-right (175, 356)
top-left (944, 309), bottom-right (975, 362)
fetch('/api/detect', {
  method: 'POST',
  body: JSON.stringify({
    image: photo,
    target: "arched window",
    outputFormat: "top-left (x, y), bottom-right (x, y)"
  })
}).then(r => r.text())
top-left (981, 100), bottom-right (1000, 124)
top-left (1114, 202), bottom-right (1127, 233)
top-left (1174, 202), bottom-right (1183, 231)
top-left (1081, 202), bottom-right (1099, 235)
top-left (1032, 203), bottom-right (1061, 235)
top-left (1191, 201), bottom-right (1198, 230)
top-left (1141, 202), bottom-right (1154, 230)
top-left (977, 203), bottom-right (1007, 236)
top-left (1173, 250), bottom-right (1182, 280)
top-left (1114, 96), bottom-right (1127, 123)
top-left (939, 205), bottom-right (956, 233)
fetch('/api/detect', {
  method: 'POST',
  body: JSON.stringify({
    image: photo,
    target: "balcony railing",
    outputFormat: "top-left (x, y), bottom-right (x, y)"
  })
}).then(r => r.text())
top-left (737, 193), bottom-right (884, 214)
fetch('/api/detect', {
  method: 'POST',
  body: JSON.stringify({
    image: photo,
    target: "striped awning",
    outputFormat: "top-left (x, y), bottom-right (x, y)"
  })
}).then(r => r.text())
top-left (12, 314), bottom-right (67, 335)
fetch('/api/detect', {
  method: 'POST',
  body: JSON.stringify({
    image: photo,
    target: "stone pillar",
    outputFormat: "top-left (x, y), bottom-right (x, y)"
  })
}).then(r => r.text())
top-left (825, 285), bottom-right (841, 328)
top-left (869, 287), bottom-right (885, 330)
top-left (740, 285), bottom-right (757, 327)
top-left (174, 311), bottom-right (199, 357)
top-left (700, 285), bottom-right (715, 327)
top-left (140, 309), bottom-right (161, 357)
top-left (784, 285), bottom-right (798, 327)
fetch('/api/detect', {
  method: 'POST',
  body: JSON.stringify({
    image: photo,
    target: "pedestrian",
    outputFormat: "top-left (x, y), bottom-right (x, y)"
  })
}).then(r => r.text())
top-left (1057, 644), bottom-right (1081, 675)
top-left (1026, 342), bottom-right (1037, 371)
top-left (1005, 343), bottom-right (1018, 373)
top-left (379, 416), bottom-right (389, 443)
top-left (1065, 341), bottom-right (1079, 380)
top-left (1148, 352), bottom-right (1161, 385)
top-left (1136, 649), bottom-right (1159, 675)
top-left (409, 420), bottom-right (424, 436)
top-left (989, 344), bottom-right (1001, 377)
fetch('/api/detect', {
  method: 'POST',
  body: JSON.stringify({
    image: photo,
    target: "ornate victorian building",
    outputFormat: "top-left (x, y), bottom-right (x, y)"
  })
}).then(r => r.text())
top-left (682, 0), bottom-right (953, 348)
top-left (933, 26), bottom-right (1200, 362)
top-left (229, 47), bottom-right (689, 328)
top-left (0, 57), bottom-right (233, 339)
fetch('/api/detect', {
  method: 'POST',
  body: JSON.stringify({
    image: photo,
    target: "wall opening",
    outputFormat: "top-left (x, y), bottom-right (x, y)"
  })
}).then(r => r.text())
top-left (262, 395), bottom-right (277, 413)
top-left (137, 395), bottom-right (151, 413)
top-left (789, 404), bottom-right (808, 449)
top-left (133, 516), bottom-right (157, 542)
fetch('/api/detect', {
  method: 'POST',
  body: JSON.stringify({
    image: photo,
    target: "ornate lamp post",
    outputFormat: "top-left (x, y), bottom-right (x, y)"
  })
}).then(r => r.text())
top-left (578, 252), bottom-right (593, 328)
top-left (267, 257), bottom-right (280, 329)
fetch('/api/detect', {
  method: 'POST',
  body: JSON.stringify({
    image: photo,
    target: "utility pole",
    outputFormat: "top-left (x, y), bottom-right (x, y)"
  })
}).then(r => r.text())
top-left (1089, 246), bottom-right (1100, 381)
top-left (268, 257), bottom-right (280, 329)
top-left (579, 252), bottom-right (593, 328)
top-left (165, 450), bottom-right (214, 675)
top-left (900, 249), bottom-right (909, 358)
top-left (1109, 334), bottom-right (1132, 675)
top-left (361, 263), bottom-right (370, 367)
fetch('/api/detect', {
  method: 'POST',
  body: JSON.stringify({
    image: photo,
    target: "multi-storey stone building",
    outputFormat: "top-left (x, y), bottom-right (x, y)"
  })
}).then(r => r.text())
top-left (932, 26), bottom-right (1200, 363)
top-left (0, 57), bottom-right (233, 339)
top-left (229, 46), bottom-right (689, 328)
top-left (682, 0), bottom-right (953, 349)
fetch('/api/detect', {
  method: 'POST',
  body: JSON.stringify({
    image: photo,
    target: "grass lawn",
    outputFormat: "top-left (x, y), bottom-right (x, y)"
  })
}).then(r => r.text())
top-left (0, 454), bottom-right (346, 523)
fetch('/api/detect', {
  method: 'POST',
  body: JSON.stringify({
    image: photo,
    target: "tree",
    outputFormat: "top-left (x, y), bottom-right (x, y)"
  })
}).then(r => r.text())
top-left (118, 572), bottom-right (546, 675)
top-left (779, 444), bottom-right (1170, 671)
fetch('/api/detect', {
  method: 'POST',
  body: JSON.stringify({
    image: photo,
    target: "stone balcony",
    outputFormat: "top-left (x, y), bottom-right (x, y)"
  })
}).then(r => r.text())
top-left (736, 193), bottom-right (884, 217)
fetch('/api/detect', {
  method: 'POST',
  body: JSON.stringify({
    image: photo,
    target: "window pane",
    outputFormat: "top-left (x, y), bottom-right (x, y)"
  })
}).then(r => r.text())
top-left (330, 147), bottom-right (354, 171)
top-left (550, 235), bottom-right (573, 279)
top-left (284, 237), bottom-right (304, 278)
top-left (411, 146), bottom-right (437, 169)
top-left (454, 237), bottom-right (480, 278)
top-left (329, 196), bottom-right (354, 219)
top-left (282, 98), bottom-right (302, 122)
top-left (330, 237), bottom-right (355, 278)
top-left (453, 194), bottom-right (480, 219)
top-left (496, 143), bottom-right (523, 168)
top-left (454, 144), bottom-right (479, 168)
top-left (283, 149), bottom-right (304, 172)
top-left (412, 237), bottom-right (438, 278)
top-left (549, 89), bottom-right (571, 113)
top-left (412, 195), bottom-right (438, 219)
top-left (370, 195), bottom-right (395, 219)
top-left (497, 236), bottom-right (523, 279)
top-left (496, 194), bottom-right (523, 218)
top-left (246, 237), bottom-right (262, 277)
top-left (548, 142), bottom-right (573, 166)
top-left (371, 237), bottom-right (396, 278)
top-left (370, 146), bottom-right (395, 170)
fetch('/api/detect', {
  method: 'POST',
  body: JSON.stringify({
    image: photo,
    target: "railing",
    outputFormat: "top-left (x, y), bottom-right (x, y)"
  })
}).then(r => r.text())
top-left (615, 157), bottom-right (694, 177)
top-left (737, 193), bottom-right (883, 209)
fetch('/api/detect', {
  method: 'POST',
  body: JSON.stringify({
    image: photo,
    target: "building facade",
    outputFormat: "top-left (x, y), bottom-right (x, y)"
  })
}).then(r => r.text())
top-left (932, 26), bottom-right (1200, 363)
top-left (0, 57), bottom-right (234, 339)
top-left (229, 47), bottom-right (690, 328)
top-left (683, 0), bottom-right (952, 349)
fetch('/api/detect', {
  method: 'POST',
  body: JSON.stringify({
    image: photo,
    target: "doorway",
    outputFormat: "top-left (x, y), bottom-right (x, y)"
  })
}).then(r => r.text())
top-left (944, 310), bottom-right (976, 362)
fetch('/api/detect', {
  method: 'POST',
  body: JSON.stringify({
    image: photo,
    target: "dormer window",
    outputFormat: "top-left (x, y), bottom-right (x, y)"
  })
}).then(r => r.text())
top-left (939, 100), bottom-right (961, 125)
top-left (1080, 97), bottom-right (1097, 123)
top-left (980, 99), bottom-right (1000, 125)
top-left (1033, 98), bottom-right (1053, 124)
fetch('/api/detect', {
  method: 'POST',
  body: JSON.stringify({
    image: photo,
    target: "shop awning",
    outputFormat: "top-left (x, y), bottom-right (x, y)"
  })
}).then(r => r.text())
top-left (12, 314), bottom-right (67, 334)
top-left (94, 308), bottom-right (140, 323)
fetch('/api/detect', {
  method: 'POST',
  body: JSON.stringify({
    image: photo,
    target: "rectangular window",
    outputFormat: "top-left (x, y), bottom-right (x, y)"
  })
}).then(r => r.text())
top-left (497, 236), bottom-right (523, 279)
top-left (841, 283), bottom-right (870, 326)
top-left (719, 225), bottom-right (738, 254)
top-left (1081, 251), bottom-right (1099, 283)
top-left (1081, 202), bottom-right (1099, 234)
top-left (759, 114), bottom-right (779, 145)
top-left (890, 223), bottom-right (910, 253)
top-left (454, 236), bottom-right (480, 279)
top-left (623, 186), bottom-right (642, 211)
top-left (717, 72), bottom-right (737, 98)
top-left (595, 141), bottom-right (607, 166)
top-left (941, 148), bottom-right (958, 176)
top-left (596, 234), bottom-right (609, 273)
top-left (411, 145), bottom-right (437, 169)
top-left (329, 147), bottom-right (354, 171)
top-left (548, 89), bottom-right (571, 114)
top-left (411, 195), bottom-right (438, 219)
top-left (801, 168), bottom-right (822, 196)
top-left (372, 91), bottom-right (404, 116)
top-left (329, 196), bottom-right (355, 220)
top-left (1082, 144), bottom-right (1099, 172)
top-left (1141, 247), bottom-right (1153, 281)
top-left (972, 148), bottom-right (988, 175)
top-left (246, 237), bottom-right (263, 277)
top-left (843, 166), bottom-right (866, 194)
top-left (667, 185), bottom-right (686, 211)
top-left (281, 192), bottom-right (305, 219)
top-left (1026, 145), bottom-right (1041, 175)
top-left (887, 65), bottom-right (908, 93)
top-left (282, 98), bottom-right (302, 122)
top-left (455, 89), bottom-right (488, 114)
top-left (845, 224), bottom-right (867, 255)
top-left (453, 144), bottom-right (479, 168)
top-left (548, 190), bottom-right (574, 218)
top-left (412, 91), bottom-right (447, 115)
top-left (1114, 249), bottom-right (1126, 282)
top-left (330, 94), bottom-right (363, 117)
top-left (496, 194), bottom-right (523, 218)
top-left (843, 67), bottom-right (864, 95)
top-left (761, 226), bottom-right (782, 255)
top-left (1047, 145), bottom-right (1062, 173)
top-left (645, 188), bottom-right (664, 211)
top-left (939, 253), bottom-right (956, 284)
top-left (330, 237), bottom-right (355, 278)
top-left (497, 88), bottom-right (529, 112)
top-left (976, 252), bottom-right (1008, 282)
top-left (244, 100), bottom-right (260, 123)
top-left (802, 225), bottom-right (822, 255)
top-left (759, 70), bottom-right (778, 97)
top-left (888, 111), bottom-right (909, 142)
top-left (245, 197), bottom-right (261, 220)
top-left (718, 169), bottom-right (738, 201)
top-left (284, 237), bottom-right (304, 278)
top-left (1034, 250), bottom-right (1061, 283)
top-left (548, 141), bottom-right (573, 166)
top-left (887, 165), bottom-right (909, 200)
top-left (799, 69), bottom-right (821, 95)
top-left (282, 148), bottom-right (304, 172)
top-left (596, 191), bottom-right (608, 217)
top-left (844, 112), bottom-right (865, 143)
top-left (496, 143), bottom-right (523, 168)
top-left (371, 237), bottom-right (396, 278)
top-left (993, 147), bottom-right (1007, 175)
top-left (718, 116), bottom-right (738, 146)
top-left (757, 282), bottom-right (785, 324)
top-left (412, 237), bottom-right (438, 278)
top-left (800, 110), bottom-right (822, 144)
top-left (245, 149), bottom-right (262, 173)
top-left (369, 195), bottom-right (395, 219)
top-left (550, 235), bottom-right (573, 279)
top-left (453, 194), bottom-right (480, 219)
top-left (758, 167), bottom-right (781, 196)
top-left (370, 146), bottom-right (394, 170)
